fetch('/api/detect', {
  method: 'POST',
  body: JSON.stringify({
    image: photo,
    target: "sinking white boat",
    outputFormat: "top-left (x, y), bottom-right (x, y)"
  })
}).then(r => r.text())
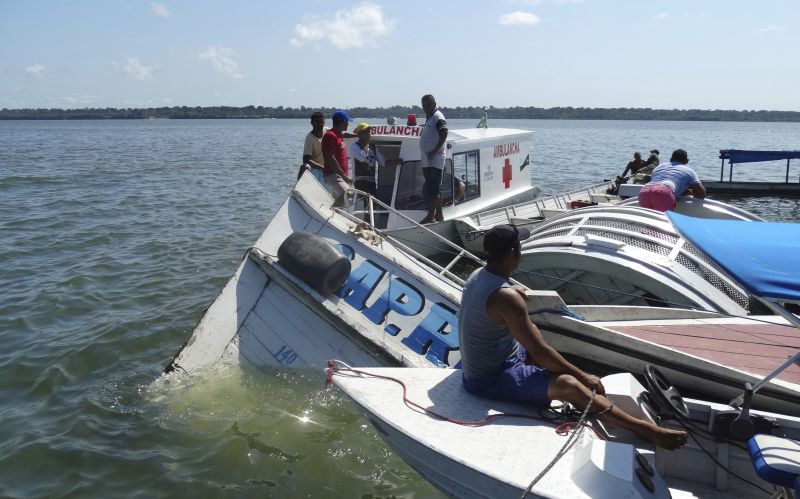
top-left (332, 365), bottom-right (800, 498)
top-left (167, 174), bottom-right (476, 373)
top-left (167, 173), bottom-right (800, 417)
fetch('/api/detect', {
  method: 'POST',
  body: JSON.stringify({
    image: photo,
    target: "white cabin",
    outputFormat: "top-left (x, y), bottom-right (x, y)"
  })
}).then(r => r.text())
top-left (348, 125), bottom-right (537, 229)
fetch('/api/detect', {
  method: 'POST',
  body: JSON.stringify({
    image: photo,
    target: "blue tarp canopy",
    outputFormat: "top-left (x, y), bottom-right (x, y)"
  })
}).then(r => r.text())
top-left (667, 212), bottom-right (800, 302)
top-left (719, 150), bottom-right (800, 165)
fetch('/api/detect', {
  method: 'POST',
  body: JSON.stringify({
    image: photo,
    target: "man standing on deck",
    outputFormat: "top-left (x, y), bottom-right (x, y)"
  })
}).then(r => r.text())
top-left (638, 149), bottom-right (706, 212)
top-left (322, 110), bottom-right (354, 207)
top-left (458, 224), bottom-right (688, 450)
top-left (299, 111), bottom-right (327, 182)
top-left (419, 94), bottom-right (448, 224)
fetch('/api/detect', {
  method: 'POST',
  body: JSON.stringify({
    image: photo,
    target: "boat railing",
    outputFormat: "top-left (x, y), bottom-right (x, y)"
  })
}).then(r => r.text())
top-left (333, 188), bottom-right (485, 287)
top-left (618, 197), bottom-right (765, 221)
top-left (473, 180), bottom-right (612, 227)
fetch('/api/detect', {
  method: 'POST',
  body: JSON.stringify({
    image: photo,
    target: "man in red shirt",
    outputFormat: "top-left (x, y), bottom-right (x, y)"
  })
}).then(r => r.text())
top-left (322, 109), bottom-right (353, 207)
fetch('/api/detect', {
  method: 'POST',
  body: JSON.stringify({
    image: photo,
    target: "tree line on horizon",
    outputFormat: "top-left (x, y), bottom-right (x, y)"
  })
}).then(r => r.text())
top-left (1, 105), bottom-right (799, 122)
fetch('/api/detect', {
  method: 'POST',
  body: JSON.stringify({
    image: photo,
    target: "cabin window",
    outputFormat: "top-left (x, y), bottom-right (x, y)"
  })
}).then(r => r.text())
top-left (440, 160), bottom-right (455, 207)
top-left (394, 160), bottom-right (426, 210)
top-left (452, 150), bottom-right (480, 204)
top-left (375, 142), bottom-right (401, 206)
top-left (394, 158), bottom-right (454, 211)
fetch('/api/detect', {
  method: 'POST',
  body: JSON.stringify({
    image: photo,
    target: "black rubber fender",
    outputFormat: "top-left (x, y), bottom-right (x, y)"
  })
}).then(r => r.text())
top-left (277, 232), bottom-right (351, 296)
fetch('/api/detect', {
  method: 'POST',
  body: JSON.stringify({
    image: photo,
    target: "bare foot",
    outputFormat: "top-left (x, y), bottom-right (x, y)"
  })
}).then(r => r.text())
top-left (642, 425), bottom-right (688, 450)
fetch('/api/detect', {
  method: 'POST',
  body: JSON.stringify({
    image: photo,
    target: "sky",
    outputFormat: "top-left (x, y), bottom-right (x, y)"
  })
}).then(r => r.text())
top-left (1, 0), bottom-right (799, 111)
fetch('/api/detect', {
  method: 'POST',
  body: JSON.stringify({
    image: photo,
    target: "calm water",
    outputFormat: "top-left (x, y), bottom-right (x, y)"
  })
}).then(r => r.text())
top-left (1, 118), bottom-right (799, 498)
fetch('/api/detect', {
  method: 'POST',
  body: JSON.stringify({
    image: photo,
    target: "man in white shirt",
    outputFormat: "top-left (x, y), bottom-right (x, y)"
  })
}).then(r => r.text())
top-left (419, 94), bottom-right (448, 224)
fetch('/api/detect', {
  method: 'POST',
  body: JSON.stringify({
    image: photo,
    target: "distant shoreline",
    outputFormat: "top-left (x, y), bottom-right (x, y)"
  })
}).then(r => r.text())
top-left (2, 105), bottom-right (800, 122)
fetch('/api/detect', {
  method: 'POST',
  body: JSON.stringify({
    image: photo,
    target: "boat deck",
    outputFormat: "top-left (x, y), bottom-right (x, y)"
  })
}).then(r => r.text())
top-left (606, 319), bottom-right (800, 384)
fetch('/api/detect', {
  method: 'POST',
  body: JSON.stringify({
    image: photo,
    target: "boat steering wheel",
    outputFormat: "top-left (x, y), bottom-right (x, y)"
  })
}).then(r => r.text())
top-left (643, 365), bottom-right (690, 419)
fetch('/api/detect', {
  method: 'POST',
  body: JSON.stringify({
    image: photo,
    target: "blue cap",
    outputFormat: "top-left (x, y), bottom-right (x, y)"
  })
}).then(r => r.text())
top-left (332, 109), bottom-right (353, 123)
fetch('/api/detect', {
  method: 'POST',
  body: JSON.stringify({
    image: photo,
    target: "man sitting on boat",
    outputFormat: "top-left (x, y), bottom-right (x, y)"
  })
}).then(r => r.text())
top-left (621, 151), bottom-right (647, 177)
top-left (638, 149), bottom-right (706, 212)
top-left (457, 224), bottom-right (688, 450)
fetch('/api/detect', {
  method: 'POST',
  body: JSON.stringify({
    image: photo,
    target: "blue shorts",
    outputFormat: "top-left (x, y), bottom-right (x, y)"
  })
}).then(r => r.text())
top-left (422, 167), bottom-right (443, 202)
top-left (462, 347), bottom-right (550, 406)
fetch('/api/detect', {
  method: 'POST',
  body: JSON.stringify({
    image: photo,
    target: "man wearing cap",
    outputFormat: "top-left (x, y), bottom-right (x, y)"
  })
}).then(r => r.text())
top-left (419, 94), bottom-right (448, 224)
top-left (645, 149), bottom-right (660, 169)
top-left (638, 148), bottom-right (705, 212)
top-left (322, 109), bottom-right (354, 207)
top-left (457, 224), bottom-right (688, 450)
top-left (350, 123), bottom-right (385, 218)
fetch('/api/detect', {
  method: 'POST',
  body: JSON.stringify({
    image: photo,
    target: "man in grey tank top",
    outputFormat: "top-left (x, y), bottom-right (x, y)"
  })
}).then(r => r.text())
top-left (457, 224), bottom-right (688, 450)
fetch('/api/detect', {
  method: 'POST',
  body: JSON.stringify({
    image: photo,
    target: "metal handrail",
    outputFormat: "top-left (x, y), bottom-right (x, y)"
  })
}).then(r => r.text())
top-left (333, 187), bottom-right (486, 286)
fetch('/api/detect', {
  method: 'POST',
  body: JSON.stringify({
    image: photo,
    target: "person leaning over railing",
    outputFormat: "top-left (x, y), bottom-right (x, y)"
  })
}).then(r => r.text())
top-left (638, 148), bottom-right (706, 212)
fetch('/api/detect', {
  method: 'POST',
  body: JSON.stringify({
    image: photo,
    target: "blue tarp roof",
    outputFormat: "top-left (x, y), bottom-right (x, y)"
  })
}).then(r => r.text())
top-left (668, 212), bottom-right (800, 302)
top-left (719, 149), bottom-right (800, 164)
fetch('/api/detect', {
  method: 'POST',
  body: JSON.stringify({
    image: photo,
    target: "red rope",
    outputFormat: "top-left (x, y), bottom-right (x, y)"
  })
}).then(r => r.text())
top-left (326, 361), bottom-right (606, 439)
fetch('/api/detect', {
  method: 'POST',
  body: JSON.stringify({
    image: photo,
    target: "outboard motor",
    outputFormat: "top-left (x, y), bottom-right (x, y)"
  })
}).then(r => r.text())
top-left (277, 232), bottom-right (351, 296)
top-left (606, 175), bottom-right (628, 195)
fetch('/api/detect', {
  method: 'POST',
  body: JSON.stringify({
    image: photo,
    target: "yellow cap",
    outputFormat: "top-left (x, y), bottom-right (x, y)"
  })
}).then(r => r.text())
top-left (353, 122), bottom-right (370, 133)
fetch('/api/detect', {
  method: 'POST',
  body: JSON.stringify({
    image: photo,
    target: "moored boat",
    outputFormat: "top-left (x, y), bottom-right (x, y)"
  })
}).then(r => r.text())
top-left (331, 364), bottom-right (800, 498)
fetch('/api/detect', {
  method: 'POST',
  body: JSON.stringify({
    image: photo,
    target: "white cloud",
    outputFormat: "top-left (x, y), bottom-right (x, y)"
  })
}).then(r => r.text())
top-left (150, 2), bottom-right (171, 18)
top-left (552, 0), bottom-right (583, 4)
top-left (64, 94), bottom-right (97, 106)
top-left (25, 63), bottom-right (45, 77)
top-left (198, 46), bottom-right (243, 78)
top-left (290, 2), bottom-right (394, 49)
top-left (757, 25), bottom-right (786, 33)
top-left (507, 0), bottom-right (542, 5)
top-left (656, 12), bottom-right (668, 19)
top-left (113, 57), bottom-right (155, 81)
top-left (499, 11), bottom-right (541, 26)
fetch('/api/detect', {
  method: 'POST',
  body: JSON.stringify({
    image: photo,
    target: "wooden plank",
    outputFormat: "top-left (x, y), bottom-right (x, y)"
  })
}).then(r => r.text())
top-left (611, 324), bottom-right (800, 384)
